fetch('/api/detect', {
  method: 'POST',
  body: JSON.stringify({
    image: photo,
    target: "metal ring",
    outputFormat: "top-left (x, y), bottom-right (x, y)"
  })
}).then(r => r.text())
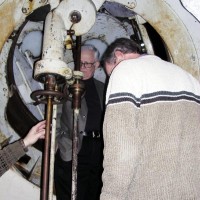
top-left (31, 90), bottom-right (67, 105)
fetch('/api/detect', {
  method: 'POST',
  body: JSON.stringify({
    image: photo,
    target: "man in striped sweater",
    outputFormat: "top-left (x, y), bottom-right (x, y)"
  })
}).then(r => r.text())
top-left (100, 38), bottom-right (200, 200)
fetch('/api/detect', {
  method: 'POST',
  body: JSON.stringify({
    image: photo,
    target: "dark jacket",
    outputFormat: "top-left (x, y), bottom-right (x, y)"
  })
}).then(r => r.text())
top-left (57, 78), bottom-right (105, 161)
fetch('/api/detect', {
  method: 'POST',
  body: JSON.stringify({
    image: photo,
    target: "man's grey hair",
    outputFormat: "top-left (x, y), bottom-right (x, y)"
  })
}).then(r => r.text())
top-left (102, 38), bottom-right (141, 65)
top-left (81, 44), bottom-right (100, 61)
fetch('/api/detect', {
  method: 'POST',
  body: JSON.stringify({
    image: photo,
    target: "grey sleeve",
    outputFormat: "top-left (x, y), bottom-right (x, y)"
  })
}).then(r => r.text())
top-left (56, 100), bottom-right (74, 161)
top-left (0, 140), bottom-right (26, 177)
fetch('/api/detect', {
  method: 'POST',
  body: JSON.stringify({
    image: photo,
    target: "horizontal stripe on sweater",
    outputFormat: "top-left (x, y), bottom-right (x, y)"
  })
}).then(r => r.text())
top-left (107, 91), bottom-right (200, 107)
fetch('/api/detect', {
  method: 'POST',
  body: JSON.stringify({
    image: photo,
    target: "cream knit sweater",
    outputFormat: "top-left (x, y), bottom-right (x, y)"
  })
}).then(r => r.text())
top-left (101, 55), bottom-right (200, 200)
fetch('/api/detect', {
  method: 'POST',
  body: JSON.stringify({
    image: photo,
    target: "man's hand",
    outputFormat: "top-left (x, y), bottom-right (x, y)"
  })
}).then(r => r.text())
top-left (23, 120), bottom-right (46, 147)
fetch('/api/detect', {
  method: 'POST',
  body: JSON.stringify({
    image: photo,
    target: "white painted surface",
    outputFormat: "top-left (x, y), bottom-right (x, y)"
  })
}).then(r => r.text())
top-left (181, 0), bottom-right (200, 21)
top-left (0, 169), bottom-right (56, 200)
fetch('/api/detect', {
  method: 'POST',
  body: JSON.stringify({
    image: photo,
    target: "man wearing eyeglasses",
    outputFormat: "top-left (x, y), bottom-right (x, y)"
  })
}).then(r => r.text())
top-left (54, 44), bottom-right (105, 200)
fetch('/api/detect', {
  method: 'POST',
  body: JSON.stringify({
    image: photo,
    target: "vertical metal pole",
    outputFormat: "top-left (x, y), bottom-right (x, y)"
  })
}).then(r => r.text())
top-left (48, 104), bottom-right (57, 200)
top-left (42, 96), bottom-right (53, 200)
top-left (71, 35), bottom-right (83, 200)
top-left (74, 36), bottom-right (82, 71)
top-left (41, 75), bottom-right (56, 200)
top-left (70, 79), bottom-right (85, 200)
top-left (71, 109), bottom-right (79, 200)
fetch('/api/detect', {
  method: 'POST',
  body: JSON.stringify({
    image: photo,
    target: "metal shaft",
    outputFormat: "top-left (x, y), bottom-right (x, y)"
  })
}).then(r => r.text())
top-left (48, 104), bottom-right (58, 200)
top-left (74, 36), bottom-right (82, 71)
top-left (69, 78), bottom-right (85, 200)
top-left (71, 109), bottom-right (79, 200)
top-left (70, 35), bottom-right (83, 200)
top-left (41, 75), bottom-right (55, 200)
top-left (42, 96), bottom-right (53, 200)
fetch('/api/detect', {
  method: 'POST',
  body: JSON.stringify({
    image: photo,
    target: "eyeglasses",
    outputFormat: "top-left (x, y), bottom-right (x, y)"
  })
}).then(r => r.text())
top-left (80, 61), bottom-right (96, 69)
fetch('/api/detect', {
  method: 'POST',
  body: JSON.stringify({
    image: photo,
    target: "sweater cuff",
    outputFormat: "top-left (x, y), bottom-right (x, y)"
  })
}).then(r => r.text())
top-left (19, 139), bottom-right (28, 152)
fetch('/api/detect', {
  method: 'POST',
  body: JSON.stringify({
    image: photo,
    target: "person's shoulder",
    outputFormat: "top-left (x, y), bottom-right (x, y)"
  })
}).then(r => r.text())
top-left (93, 78), bottom-right (105, 86)
top-left (93, 78), bottom-right (105, 92)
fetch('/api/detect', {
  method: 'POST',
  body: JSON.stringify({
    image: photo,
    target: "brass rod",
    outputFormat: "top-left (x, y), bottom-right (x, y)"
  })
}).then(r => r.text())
top-left (48, 104), bottom-right (57, 200)
top-left (74, 36), bottom-right (82, 71)
top-left (41, 96), bottom-right (53, 200)
top-left (71, 109), bottom-right (79, 200)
